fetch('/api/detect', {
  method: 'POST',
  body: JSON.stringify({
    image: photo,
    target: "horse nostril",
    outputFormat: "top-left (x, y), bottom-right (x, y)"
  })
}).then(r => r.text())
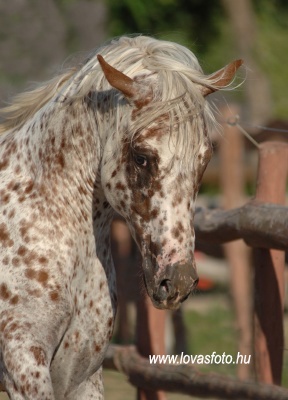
top-left (193, 277), bottom-right (199, 289)
top-left (154, 279), bottom-right (172, 302)
top-left (159, 279), bottom-right (171, 297)
top-left (160, 279), bottom-right (171, 293)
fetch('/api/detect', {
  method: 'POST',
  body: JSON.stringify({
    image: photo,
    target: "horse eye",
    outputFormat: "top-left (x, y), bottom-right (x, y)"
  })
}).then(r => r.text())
top-left (134, 154), bottom-right (147, 167)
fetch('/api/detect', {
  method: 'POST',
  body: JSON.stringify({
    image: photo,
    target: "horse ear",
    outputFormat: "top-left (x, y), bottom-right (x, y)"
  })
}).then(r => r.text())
top-left (201, 59), bottom-right (243, 97)
top-left (97, 55), bottom-right (136, 99)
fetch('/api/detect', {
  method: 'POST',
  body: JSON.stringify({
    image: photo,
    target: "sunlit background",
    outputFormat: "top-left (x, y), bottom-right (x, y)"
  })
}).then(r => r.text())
top-left (0, 1), bottom-right (288, 399)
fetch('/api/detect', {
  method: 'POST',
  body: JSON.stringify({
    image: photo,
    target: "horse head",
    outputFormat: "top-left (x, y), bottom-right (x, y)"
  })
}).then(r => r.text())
top-left (98, 44), bottom-right (242, 310)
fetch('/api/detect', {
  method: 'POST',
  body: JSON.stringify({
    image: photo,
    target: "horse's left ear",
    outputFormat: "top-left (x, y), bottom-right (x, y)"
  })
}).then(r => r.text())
top-left (201, 59), bottom-right (243, 97)
top-left (97, 55), bottom-right (137, 99)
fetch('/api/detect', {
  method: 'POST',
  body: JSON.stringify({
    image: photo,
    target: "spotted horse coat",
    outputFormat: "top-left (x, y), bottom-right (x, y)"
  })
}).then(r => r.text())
top-left (0, 35), bottom-right (242, 399)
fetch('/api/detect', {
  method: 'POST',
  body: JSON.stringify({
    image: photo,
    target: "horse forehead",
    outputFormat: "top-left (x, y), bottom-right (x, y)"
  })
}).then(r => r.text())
top-left (137, 126), bottom-right (167, 144)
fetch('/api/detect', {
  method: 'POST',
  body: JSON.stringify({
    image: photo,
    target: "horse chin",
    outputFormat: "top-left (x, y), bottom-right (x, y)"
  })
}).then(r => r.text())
top-left (150, 297), bottom-right (182, 311)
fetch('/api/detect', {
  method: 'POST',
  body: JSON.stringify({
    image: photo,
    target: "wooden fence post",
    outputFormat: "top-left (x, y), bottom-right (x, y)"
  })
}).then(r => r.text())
top-left (219, 105), bottom-right (252, 380)
top-left (136, 293), bottom-right (166, 400)
top-left (253, 141), bottom-right (288, 384)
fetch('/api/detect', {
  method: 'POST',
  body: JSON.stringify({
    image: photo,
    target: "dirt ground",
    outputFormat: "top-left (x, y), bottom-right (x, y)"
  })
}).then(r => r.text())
top-left (0, 372), bottom-right (197, 400)
top-left (0, 373), bottom-right (203, 400)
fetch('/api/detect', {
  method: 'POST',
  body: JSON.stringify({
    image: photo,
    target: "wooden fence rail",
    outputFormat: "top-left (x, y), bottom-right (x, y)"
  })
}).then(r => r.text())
top-left (194, 202), bottom-right (288, 250)
top-left (104, 345), bottom-right (288, 400)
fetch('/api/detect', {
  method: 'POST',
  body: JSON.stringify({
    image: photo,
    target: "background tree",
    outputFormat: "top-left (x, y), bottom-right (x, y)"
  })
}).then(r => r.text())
top-left (0, 0), bottom-right (107, 103)
top-left (107, 0), bottom-right (288, 121)
top-left (1, 0), bottom-right (288, 119)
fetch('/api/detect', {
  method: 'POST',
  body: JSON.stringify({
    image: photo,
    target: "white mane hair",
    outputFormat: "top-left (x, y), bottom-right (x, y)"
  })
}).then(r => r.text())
top-left (0, 35), bottom-right (221, 170)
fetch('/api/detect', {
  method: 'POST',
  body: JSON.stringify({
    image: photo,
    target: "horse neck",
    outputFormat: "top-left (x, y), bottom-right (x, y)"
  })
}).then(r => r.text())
top-left (18, 100), bottom-right (114, 241)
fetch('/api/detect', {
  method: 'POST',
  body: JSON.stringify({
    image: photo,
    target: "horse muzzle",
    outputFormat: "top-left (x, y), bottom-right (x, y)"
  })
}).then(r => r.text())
top-left (143, 260), bottom-right (199, 310)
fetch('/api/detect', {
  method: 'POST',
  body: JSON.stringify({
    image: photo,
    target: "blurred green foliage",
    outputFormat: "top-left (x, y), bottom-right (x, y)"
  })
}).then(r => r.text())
top-left (107, 0), bottom-right (223, 60)
top-left (255, 1), bottom-right (288, 117)
top-left (184, 306), bottom-right (237, 376)
top-left (184, 302), bottom-right (288, 386)
top-left (107, 0), bottom-right (288, 117)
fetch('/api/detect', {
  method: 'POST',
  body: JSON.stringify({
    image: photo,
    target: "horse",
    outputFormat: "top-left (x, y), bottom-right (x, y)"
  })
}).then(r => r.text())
top-left (0, 35), bottom-right (242, 399)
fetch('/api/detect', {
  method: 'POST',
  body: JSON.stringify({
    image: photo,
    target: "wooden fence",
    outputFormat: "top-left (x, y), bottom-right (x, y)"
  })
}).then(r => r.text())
top-left (107, 135), bottom-right (288, 399)
top-left (104, 345), bottom-right (288, 400)
top-left (194, 202), bottom-right (287, 250)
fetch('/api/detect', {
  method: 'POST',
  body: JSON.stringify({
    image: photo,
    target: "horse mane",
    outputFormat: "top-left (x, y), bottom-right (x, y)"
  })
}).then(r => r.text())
top-left (0, 68), bottom-right (78, 134)
top-left (0, 35), bottom-right (226, 163)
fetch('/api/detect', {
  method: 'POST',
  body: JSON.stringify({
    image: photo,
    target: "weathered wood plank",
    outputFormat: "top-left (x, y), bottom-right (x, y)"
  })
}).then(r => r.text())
top-left (194, 202), bottom-right (288, 250)
top-left (104, 345), bottom-right (288, 400)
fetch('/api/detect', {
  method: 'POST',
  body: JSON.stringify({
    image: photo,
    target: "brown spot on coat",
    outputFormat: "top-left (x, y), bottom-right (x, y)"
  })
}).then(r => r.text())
top-left (172, 193), bottom-right (183, 207)
top-left (17, 246), bottom-right (28, 256)
top-left (37, 270), bottom-right (49, 285)
top-left (3, 256), bottom-right (9, 265)
top-left (27, 289), bottom-right (42, 298)
top-left (12, 257), bottom-right (20, 267)
top-left (1, 192), bottom-right (10, 204)
top-left (38, 256), bottom-right (48, 265)
top-left (8, 209), bottom-right (16, 219)
top-left (56, 153), bottom-right (65, 169)
top-left (24, 181), bottom-right (34, 194)
top-left (115, 181), bottom-right (126, 191)
top-left (0, 158), bottom-right (9, 170)
top-left (150, 208), bottom-right (159, 219)
top-left (25, 268), bottom-right (37, 280)
top-left (30, 346), bottom-right (46, 366)
top-left (0, 223), bottom-right (12, 247)
top-left (49, 291), bottom-right (59, 302)
top-left (171, 221), bottom-right (184, 240)
top-left (10, 295), bottom-right (19, 305)
top-left (0, 283), bottom-right (10, 300)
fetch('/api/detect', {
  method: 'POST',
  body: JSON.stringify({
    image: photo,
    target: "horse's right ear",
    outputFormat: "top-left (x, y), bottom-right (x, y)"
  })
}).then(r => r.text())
top-left (201, 59), bottom-right (243, 97)
top-left (97, 55), bottom-right (137, 99)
